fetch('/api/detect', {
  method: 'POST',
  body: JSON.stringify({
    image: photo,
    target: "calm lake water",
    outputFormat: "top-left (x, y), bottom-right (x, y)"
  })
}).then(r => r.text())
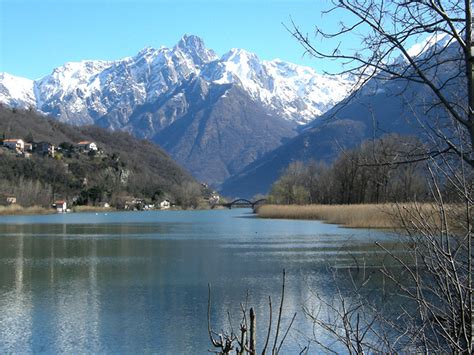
top-left (0, 209), bottom-right (403, 353)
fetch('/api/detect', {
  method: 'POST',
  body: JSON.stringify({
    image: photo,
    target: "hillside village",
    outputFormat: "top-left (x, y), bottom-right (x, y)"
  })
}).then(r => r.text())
top-left (1, 137), bottom-right (101, 212)
top-left (0, 132), bottom-right (221, 212)
top-left (2, 137), bottom-right (97, 158)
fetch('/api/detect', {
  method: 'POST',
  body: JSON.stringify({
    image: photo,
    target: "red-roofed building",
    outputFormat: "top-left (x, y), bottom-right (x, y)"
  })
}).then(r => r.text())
top-left (3, 139), bottom-right (24, 152)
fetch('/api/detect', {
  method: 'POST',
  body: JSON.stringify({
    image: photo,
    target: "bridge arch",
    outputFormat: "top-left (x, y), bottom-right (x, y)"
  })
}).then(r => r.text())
top-left (221, 198), bottom-right (267, 210)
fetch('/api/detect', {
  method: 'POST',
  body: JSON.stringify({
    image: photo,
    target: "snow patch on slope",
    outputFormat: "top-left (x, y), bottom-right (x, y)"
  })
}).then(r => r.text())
top-left (407, 33), bottom-right (450, 59)
top-left (0, 73), bottom-right (36, 108)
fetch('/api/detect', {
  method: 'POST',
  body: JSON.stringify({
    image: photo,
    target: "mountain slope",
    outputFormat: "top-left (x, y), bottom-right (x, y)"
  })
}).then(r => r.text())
top-left (154, 81), bottom-right (296, 183)
top-left (220, 84), bottom-right (425, 198)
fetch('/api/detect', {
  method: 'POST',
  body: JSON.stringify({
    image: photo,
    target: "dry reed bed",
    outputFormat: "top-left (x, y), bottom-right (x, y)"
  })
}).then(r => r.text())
top-left (72, 205), bottom-right (114, 213)
top-left (0, 205), bottom-right (53, 216)
top-left (257, 203), bottom-right (457, 229)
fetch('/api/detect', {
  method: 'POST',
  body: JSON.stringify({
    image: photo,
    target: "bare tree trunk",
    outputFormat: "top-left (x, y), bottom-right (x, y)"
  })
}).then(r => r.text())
top-left (465, 2), bottom-right (474, 350)
top-left (249, 308), bottom-right (256, 355)
top-left (466, 0), bottom-right (474, 153)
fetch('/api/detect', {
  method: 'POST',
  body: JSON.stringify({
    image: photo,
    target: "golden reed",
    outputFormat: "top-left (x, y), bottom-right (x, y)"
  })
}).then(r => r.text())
top-left (0, 205), bottom-right (53, 216)
top-left (257, 203), bottom-right (447, 229)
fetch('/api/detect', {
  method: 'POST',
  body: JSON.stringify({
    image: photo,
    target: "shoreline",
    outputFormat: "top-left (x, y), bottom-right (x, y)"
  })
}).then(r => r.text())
top-left (0, 205), bottom-right (118, 216)
top-left (0, 205), bottom-right (55, 216)
top-left (0, 205), bottom-right (216, 216)
top-left (0, 204), bottom-right (443, 230)
top-left (72, 206), bottom-right (116, 213)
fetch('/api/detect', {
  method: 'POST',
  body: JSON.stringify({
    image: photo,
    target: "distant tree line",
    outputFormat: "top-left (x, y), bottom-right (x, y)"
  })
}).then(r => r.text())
top-left (268, 135), bottom-right (435, 205)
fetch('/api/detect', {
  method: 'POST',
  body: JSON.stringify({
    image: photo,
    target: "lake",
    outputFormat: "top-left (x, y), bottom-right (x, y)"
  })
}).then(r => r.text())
top-left (0, 209), bottom-right (403, 353)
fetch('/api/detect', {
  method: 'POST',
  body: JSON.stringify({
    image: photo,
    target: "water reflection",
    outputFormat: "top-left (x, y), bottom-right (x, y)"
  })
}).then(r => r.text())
top-left (0, 233), bottom-right (31, 352)
top-left (0, 209), bottom-right (403, 353)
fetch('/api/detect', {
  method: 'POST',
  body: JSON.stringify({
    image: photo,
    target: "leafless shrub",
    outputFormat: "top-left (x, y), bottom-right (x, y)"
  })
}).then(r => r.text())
top-left (207, 271), bottom-right (301, 355)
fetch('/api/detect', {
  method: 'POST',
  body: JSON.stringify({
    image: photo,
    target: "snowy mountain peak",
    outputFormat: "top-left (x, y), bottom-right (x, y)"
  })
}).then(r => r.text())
top-left (387, 33), bottom-right (456, 71)
top-left (175, 34), bottom-right (218, 65)
top-left (52, 60), bottom-right (112, 74)
top-left (135, 46), bottom-right (157, 58)
top-left (222, 48), bottom-right (260, 64)
top-left (177, 34), bottom-right (205, 50)
top-left (218, 48), bottom-right (264, 81)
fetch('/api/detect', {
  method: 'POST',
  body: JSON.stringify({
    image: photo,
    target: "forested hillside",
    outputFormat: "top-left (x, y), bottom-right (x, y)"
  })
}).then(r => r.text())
top-left (0, 106), bottom-right (203, 208)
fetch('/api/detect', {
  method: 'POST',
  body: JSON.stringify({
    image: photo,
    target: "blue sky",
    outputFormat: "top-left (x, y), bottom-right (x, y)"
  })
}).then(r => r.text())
top-left (0, 0), bottom-right (358, 79)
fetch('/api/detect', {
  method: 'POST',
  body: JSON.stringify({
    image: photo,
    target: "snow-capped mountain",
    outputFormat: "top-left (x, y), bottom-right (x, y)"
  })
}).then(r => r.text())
top-left (1, 35), bottom-right (352, 125)
top-left (0, 35), bottom-right (354, 185)
top-left (202, 48), bottom-right (352, 123)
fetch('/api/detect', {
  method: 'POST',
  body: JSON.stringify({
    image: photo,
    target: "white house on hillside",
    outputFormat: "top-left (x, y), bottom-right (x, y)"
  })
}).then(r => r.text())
top-left (77, 141), bottom-right (98, 151)
top-left (160, 199), bottom-right (170, 209)
top-left (3, 139), bottom-right (25, 152)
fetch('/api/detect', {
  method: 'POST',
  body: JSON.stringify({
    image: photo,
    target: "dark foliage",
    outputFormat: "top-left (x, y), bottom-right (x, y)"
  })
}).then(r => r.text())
top-left (0, 106), bottom-right (198, 207)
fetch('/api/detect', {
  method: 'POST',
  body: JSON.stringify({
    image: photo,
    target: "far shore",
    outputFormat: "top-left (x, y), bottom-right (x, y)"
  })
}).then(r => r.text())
top-left (0, 204), bottom-right (216, 216)
top-left (0, 205), bottom-right (116, 216)
top-left (256, 203), bottom-right (447, 229)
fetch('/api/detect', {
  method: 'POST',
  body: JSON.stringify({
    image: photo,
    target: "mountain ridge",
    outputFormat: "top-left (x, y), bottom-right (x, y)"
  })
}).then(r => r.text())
top-left (1, 35), bottom-right (353, 125)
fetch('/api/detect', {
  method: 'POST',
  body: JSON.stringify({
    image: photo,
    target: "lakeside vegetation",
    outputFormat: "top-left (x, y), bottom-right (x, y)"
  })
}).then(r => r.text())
top-left (0, 205), bottom-right (54, 216)
top-left (71, 205), bottom-right (115, 213)
top-left (257, 203), bottom-right (450, 229)
top-left (261, 134), bottom-right (464, 230)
